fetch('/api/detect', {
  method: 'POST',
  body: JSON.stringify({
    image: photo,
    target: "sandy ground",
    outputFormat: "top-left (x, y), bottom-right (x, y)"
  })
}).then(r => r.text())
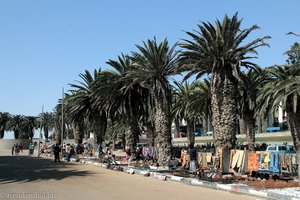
top-left (0, 149), bottom-right (263, 200)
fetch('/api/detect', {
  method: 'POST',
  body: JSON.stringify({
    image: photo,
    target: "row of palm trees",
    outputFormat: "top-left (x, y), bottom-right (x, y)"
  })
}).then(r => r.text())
top-left (1, 14), bottom-right (299, 172)
top-left (54, 13), bottom-right (272, 169)
top-left (0, 112), bottom-right (53, 140)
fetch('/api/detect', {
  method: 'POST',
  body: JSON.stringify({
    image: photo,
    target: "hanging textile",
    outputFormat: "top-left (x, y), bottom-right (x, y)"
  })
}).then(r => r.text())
top-left (248, 152), bottom-right (258, 172)
top-left (231, 150), bottom-right (240, 168)
top-left (237, 150), bottom-right (245, 168)
top-left (206, 152), bottom-right (212, 163)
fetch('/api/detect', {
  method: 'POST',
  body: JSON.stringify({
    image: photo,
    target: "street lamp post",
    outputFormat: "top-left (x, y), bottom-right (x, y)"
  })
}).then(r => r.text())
top-left (61, 87), bottom-right (64, 157)
top-left (38, 106), bottom-right (44, 158)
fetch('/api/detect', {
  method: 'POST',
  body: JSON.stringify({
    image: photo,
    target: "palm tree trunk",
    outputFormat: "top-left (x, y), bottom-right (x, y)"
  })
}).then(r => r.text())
top-left (175, 118), bottom-right (180, 137)
top-left (93, 111), bottom-right (107, 150)
top-left (125, 116), bottom-right (139, 160)
top-left (44, 128), bottom-right (49, 142)
top-left (239, 118), bottom-right (246, 135)
top-left (286, 101), bottom-right (300, 178)
top-left (14, 130), bottom-right (19, 139)
top-left (154, 92), bottom-right (172, 167)
top-left (112, 140), bottom-right (116, 151)
top-left (0, 130), bottom-right (5, 139)
top-left (29, 130), bottom-right (34, 140)
top-left (146, 122), bottom-right (156, 146)
top-left (56, 131), bottom-right (61, 145)
top-left (286, 102), bottom-right (300, 149)
top-left (256, 116), bottom-right (262, 133)
top-left (211, 72), bottom-right (238, 173)
top-left (243, 110), bottom-right (256, 151)
top-left (74, 123), bottom-right (84, 145)
top-left (125, 128), bottom-right (137, 160)
top-left (261, 113), bottom-right (268, 133)
top-left (122, 132), bottom-right (126, 151)
top-left (186, 118), bottom-right (195, 144)
top-left (201, 116), bottom-right (208, 136)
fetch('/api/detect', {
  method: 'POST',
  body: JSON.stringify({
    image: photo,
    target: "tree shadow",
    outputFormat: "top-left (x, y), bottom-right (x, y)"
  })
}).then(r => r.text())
top-left (0, 156), bottom-right (95, 184)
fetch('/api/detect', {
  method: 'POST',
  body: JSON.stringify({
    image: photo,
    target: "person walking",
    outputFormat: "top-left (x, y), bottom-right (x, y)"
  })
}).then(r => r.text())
top-left (189, 143), bottom-right (197, 173)
top-left (54, 144), bottom-right (61, 162)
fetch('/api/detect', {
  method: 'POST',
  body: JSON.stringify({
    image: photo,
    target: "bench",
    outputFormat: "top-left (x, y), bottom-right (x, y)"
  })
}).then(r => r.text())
top-left (266, 127), bottom-right (281, 132)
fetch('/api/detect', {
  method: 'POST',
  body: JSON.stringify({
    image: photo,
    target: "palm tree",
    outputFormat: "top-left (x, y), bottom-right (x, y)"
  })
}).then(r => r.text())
top-left (179, 13), bottom-right (270, 172)
top-left (188, 79), bottom-right (212, 136)
top-left (68, 69), bottom-right (107, 146)
top-left (8, 115), bottom-right (25, 139)
top-left (95, 54), bottom-right (149, 159)
top-left (237, 69), bottom-right (262, 151)
top-left (23, 116), bottom-right (37, 140)
top-left (0, 112), bottom-right (11, 139)
top-left (39, 112), bottom-right (54, 141)
top-left (105, 120), bottom-right (127, 151)
top-left (257, 64), bottom-right (300, 176)
top-left (127, 38), bottom-right (178, 166)
top-left (172, 81), bottom-right (197, 143)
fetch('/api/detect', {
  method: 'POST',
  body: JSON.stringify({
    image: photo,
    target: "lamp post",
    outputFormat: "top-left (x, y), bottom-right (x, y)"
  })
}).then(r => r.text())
top-left (38, 106), bottom-right (44, 158)
top-left (61, 87), bottom-right (64, 157)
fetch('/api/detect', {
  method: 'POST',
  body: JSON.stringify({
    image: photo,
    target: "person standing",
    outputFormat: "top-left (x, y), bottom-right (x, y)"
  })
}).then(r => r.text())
top-left (11, 144), bottom-right (15, 155)
top-left (97, 144), bottom-right (102, 160)
top-left (66, 144), bottom-right (71, 162)
top-left (28, 143), bottom-right (34, 156)
top-left (19, 143), bottom-right (23, 153)
top-left (54, 144), bottom-right (60, 162)
top-left (189, 143), bottom-right (197, 173)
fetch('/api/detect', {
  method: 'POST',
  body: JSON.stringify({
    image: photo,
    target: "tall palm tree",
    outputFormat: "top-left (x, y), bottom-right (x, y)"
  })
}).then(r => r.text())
top-left (68, 69), bottom-right (107, 146)
top-left (179, 13), bottom-right (270, 172)
top-left (95, 54), bottom-right (149, 159)
top-left (8, 115), bottom-right (25, 139)
top-left (257, 64), bottom-right (300, 176)
top-left (127, 38), bottom-right (178, 166)
top-left (23, 116), bottom-right (37, 140)
top-left (237, 69), bottom-right (262, 151)
top-left (0, 112), bottom-right (11, 139)
top-left (39, 112), bottom-right (54, 141)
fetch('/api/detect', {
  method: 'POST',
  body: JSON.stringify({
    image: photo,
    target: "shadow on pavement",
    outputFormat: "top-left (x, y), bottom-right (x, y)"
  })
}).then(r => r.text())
top-left (0, 155), bottom-right (95, 184)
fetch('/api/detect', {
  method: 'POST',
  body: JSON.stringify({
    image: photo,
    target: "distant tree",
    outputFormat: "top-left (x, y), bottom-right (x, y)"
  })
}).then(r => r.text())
top-left (8, 115), bottom-right (25, 139)
top-left (39, 112), bottom-right (54, 141)
top-left (0, 112), bottom-right (11, 139)
top-left (23, 116), bottom-right (38, 140)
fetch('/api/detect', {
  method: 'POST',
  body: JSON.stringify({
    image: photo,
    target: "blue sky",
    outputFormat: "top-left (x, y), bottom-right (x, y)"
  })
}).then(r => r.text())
top-left (0, 0), bottom-right (300, 117)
